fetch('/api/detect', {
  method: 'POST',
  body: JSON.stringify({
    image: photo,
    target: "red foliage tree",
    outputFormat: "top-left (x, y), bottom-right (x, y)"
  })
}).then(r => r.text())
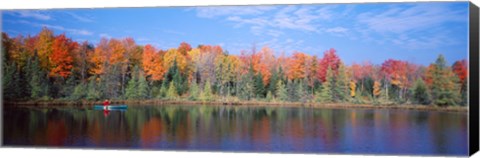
top-left (178, 42), bottom-right (192, 56)
top-left (452, 59), bottom-right (467, 85)
top-left (318, 48), bottom-right (341, 82)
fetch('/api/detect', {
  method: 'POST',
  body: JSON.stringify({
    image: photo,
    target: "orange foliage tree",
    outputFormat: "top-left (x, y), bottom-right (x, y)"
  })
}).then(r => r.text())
top-left (286, 52), bottom-right (308, 80)
top-left (142, 44), bottom-right (165, 81)
top-left (50, 34), bottom-right (78, 78)
top-left (89, 38), bottom-right (109, 75)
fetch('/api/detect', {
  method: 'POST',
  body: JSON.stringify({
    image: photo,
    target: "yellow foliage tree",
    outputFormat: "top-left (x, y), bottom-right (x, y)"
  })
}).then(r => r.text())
top-left (163, 48), bottom-right (187, 74)
top-left (350, 81), bottom-right (356, 97)
top-left (373, 81), bottom-right (381, 97)
top-left (35, 27), bottom-right (54, 70)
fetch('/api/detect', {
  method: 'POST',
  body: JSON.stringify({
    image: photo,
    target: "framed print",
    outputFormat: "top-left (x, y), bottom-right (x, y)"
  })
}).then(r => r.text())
top-left (1, 1), bottom-right (479, 157)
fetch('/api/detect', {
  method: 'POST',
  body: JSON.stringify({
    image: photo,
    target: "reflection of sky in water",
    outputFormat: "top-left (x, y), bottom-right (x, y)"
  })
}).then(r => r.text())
top-left (3, 105), bottom-right (468, 156)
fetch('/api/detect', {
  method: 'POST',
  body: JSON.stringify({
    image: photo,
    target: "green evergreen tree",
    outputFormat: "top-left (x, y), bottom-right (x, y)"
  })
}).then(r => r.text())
top-left (237, 64), bottom-right (255, 100)
top-left (287, 79), bottom-right (297, 102)
top-left (137, 72), bottom-right (149, 99)
top-left (200, 80), bottom-right (213, 101)
top-left (254, 73), bottom-right (265, 98)
top-left (296, 79), bottom-right (307, 103)
top-left (335, 63), bottom-right (349, 102)
top-left (125, 67), bottom-right (139, 99)
top-left (276, 80), bottom-right (288, 102)
top-left (28, 55), bottom-right (48, 99)
top-left (189, 81), bottom-right (200, 101)
top-left (62, 70), bottom-right (77, 99)
top-left (70, 83), bottom-right (87, 100)
top-left (86, 76), bottom-right (101, 101)
top-left (157, 82), bottom-right (167, 99)
top-left (172, 61), bottom-right (186, 95)
top-left (266, 91), bottom-right (273, 102)
top-left (278, 66), bottom-right (286, 83)
top-left (460, 85), bottom-right (467, 106)
top-left (430, 55), bottom-right (461, 106)
top-left (319, 66), bottom-right (334, 103)
top-left (2, 61), bottom-right (18, 100)
top-left (267, 67), bottom-right (279, 95)
top-left (412, 78), bottom-right (431, 105)
top-left (166, 81), bottom-right (178, 100)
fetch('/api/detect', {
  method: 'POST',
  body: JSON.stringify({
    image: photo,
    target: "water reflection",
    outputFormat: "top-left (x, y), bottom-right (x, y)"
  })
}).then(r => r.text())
top-left (3, 105), bottom-right (468, 156)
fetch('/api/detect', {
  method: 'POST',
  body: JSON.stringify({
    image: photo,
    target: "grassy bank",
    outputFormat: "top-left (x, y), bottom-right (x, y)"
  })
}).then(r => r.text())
top-left (3, 99), bottom-right (468, 113)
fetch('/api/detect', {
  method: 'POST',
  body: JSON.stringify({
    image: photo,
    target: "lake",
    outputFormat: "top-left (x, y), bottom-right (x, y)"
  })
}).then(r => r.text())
top-left (3, 105), bottom-right (468, 156)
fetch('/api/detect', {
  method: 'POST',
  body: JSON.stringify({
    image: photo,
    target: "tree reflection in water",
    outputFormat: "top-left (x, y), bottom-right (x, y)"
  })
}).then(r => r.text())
top-left (3, 105), bottom-right (468, 156)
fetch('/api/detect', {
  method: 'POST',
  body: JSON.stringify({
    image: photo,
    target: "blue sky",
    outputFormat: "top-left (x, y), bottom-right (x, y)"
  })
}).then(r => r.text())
top-left (1, 2), bottom-right (469, 66)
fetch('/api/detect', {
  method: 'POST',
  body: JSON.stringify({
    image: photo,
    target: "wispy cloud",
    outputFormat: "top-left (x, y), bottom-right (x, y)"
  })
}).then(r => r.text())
top-left (14, 20), bottom-right (93, 36)
top-left (13, 10), bottom-right (51, 20)
top-left (192, 6), bottom-right (276, 18)
top-left (99, 33), bottom-right (111, 38)
top-left (357, 4), bottom-right (466, 34)
top-left (163, 29), bottom-right (186, 36)
top-left (353, 3), bottom-right (467, 49)
top-left (326, 27), bottom-right (348, 33)
top-left (219, 5), bottom-right (336, 36)
top-left (44, 24), bottom-right (93, 35)
top-left (65, 12), bottom-right (94, 23)
top-left (325, 27), bottom-right (349, 37)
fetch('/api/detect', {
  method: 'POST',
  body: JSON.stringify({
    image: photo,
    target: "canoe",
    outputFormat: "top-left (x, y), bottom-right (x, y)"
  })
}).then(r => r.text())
top-left (93, 105), bottom-right (128, 110)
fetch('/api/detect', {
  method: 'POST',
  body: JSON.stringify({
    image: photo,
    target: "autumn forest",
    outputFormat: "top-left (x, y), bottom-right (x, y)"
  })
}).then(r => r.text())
top-left (1, 28), bottom-right (468, 107)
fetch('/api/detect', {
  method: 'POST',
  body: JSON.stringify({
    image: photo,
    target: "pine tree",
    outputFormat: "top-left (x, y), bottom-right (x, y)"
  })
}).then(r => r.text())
top-left (267, 67), bottom-right (279, 95)
top-left (86, 76), bottom-right (101, 101)
top-left (62, 70), bottom-right (77, 99)
top-left (296, 79), bottom-right (307, 103)
top-left (28, 55), bottom-right (47, 99)
top-left (166, 81), bottom-right (178, 100)
top-left (137, 71), bottom-right (149, 99)
top-left (319, 66), bottom-right (334, 103)
top-left (254, 73), bottom-right (265, 98)
top-left (412, 78), bottom-right (430, 105)
top-left (287, 79), bottom-right (297, 102)
top-left (275, 80), bottom-right (288, 102)
top-left (429, 55), bottom-right (461, 106)
top-left (189, 80), bottom-right (200, 101)
top-left (70, 83), bottom-right (87, 100)
top-left (157, 83), bottom-right (167, 99)
top-left (201, 79), bottom-right (213, 101)
top-left (125, 67), bottom-right (138, 99)
top-left (3, 61), bottom-right (28, 100)
top-left (266, 91), bottom-right (273, 102)
top-left (237, 64), bottom-right (255, 100)
top-left (172, 61), bottom-right (185, 95)
top-left (335, 63), bottom-right (349, 102)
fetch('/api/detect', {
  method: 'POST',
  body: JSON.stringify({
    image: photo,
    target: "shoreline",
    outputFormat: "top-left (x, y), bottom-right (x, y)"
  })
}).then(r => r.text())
top-left (3, 100), bottom-right (468, 113)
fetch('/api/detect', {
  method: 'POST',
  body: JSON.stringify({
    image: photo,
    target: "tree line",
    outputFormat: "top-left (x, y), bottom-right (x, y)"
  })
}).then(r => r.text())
top-left (1, 28), bottom-right (468, 106)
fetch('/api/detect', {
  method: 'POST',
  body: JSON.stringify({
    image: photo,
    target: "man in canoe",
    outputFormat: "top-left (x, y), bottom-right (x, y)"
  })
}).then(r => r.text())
top-left (103, 99), bottom-right (111, 110)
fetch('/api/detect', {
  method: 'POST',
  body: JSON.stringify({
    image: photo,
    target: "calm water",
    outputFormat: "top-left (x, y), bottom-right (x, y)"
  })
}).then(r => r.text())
top-left (3, 105), bottom-right (468, 156)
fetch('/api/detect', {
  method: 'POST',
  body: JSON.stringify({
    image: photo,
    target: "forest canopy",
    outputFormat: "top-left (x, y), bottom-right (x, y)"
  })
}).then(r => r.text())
top-left (1, 28), bottom-right (468, 106)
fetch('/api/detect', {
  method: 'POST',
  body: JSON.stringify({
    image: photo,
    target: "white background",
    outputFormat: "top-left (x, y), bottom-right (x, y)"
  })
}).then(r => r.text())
top-left (0, 0), bottom-right (479, 158)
